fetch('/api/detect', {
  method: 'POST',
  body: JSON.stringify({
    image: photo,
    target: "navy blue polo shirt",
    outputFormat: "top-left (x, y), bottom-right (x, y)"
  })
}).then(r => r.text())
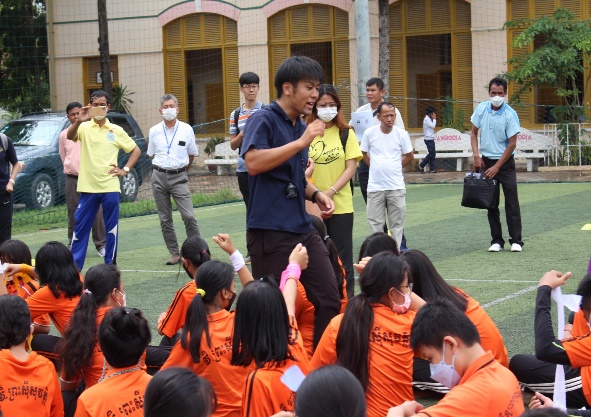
top-left (0, 135), bottom-right (18, 190)
top-left (242, 101), bottom-right (312, 234)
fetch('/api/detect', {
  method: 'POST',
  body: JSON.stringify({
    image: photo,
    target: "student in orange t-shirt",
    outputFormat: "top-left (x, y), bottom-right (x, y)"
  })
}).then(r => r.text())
top-left (144, 367), bottom-right (217, 417)
top-left (0, 295), bottom-right (64, 417)
top-left (162, 233), bottom-right (254, 417)
top-left (157, 236), bottom-right (211, 346)
top-left (74, 306), bottom-right (152, 417)
top-left (56, 263), bottom-right (126, 416)
top-left (0, 239), bottom-right (50, 334)
top-left (295, 217), bottom-right (348, 359)
top-left (1, 241), bottom-right (82, 335)
top-left (510, 271), bottom-right (591, 413)
top-left (295, 365), bottom-right (366, 417)
top-left (401, 250), bottom-right (509, 394)
top-left (386, 299), bottom-right (524, 417)
top-left (232, 244), bottom-right (310, 417)
top-left (311, 252), bottom-right (420, 417)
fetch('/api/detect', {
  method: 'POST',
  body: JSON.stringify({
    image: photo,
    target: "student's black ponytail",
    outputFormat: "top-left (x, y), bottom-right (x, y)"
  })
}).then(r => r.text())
top-left (181, 261), bottom-right (234, 362)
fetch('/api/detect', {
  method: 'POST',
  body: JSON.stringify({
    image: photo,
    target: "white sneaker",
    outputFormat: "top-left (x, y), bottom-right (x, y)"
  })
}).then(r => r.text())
top-left (511, 243), bottom-right (523, 252)
top-left (488, 243), bottom-right (503, 252)
top-left (97, 247), bottom-right (106, 257)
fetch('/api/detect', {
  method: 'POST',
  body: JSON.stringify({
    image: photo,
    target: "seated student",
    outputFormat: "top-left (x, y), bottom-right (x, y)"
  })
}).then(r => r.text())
top-left (74, 306), bottom-right (152, 417)
top-left (0, 239), bottom-right (50, 334)
top-left (311, 252), bottom-right (421, 417)
top-left (386, 299), bottom-right (524, 417)
top-left (510, 271), bottom-right (591, 411)
top-left (162, 234), bottom-right (254, 417)
top-left (231, 244), bottom-right (310, 417)
top-left (296, 216), bottom-right (348, 359)
top-left (295, 365), bottom-right (366, 417)
top-left (401, 250), bottom-right (509, 393)
top-left (144, 367), bottom-right (217, 417)
top-left (157, 236), bottom-right (211, 346)
top-left (0, 241), bottom-right (82, 336)
top-left (0, 295), bottom-right (64, 417)
top-left (57, 264), bottom-right (126, 391)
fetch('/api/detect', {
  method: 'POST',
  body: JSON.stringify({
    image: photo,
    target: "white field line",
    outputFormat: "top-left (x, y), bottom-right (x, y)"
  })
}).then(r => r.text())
top-left (481, 285), bottom-right (538, 309)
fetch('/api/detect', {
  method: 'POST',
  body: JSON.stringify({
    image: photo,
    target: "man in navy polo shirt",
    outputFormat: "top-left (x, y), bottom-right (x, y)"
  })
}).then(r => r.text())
top-left (470, 77), bottom-right (523, 253)
top-left (242, 56), bottom-right (341, 347)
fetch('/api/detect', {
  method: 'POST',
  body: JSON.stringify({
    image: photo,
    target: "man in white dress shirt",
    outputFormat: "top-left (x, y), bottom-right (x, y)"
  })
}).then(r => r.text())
top-left (148, 94), bottom-right (200, 264)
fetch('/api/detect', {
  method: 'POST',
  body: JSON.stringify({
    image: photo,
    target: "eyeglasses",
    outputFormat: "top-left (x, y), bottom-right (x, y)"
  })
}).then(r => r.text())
top-left (399, 283), bottom-right (413, 293)
top-left (241, 84), bottom-right (259, 90)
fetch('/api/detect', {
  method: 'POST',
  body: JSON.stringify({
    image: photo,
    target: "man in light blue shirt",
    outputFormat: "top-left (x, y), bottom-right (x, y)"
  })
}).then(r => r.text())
top-left (470, 77), bottom-right (523, 253)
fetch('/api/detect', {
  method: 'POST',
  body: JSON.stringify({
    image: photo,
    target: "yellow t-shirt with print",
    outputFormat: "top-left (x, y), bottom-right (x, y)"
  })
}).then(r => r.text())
top-left (309, 125), bottom-right (362, 215)
top-left (75, 118), bottom-right (137, 193)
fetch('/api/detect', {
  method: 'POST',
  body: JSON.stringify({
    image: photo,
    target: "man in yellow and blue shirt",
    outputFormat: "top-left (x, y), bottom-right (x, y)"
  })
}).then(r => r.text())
top-left (67, 90), bottom-right (141, 269)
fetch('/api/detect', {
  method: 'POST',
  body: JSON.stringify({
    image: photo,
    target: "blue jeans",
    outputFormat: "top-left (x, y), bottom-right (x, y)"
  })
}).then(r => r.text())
top-left (420, 139), bottom-right (436, 171)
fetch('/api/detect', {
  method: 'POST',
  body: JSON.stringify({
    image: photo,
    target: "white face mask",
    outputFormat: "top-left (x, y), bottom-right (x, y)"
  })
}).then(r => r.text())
top-left (430, 343), bottom-right (462, 389)
top-left (490, 96), bottom-right (505, 108)
top-left (317, 107), bottom-right (338, 123)
top-left (161, 108), bottom-right (178, 121)
top-left (94, 115), bottom-right (106, 121)
top-left (391, 288), bottom-right (411, 314)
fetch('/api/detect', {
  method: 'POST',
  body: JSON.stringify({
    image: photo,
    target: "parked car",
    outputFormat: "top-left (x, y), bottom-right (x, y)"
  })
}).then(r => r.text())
top-left (0, 111), bottom-right (152, 210)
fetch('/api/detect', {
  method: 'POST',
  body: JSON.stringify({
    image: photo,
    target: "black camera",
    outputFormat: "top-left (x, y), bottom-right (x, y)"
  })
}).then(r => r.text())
top-left (285, 182), bottom-right (298, 199)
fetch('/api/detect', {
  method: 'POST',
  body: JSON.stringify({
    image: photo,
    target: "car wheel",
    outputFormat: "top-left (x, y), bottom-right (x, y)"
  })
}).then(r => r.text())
top-left (120, 168), bottom-right (139, 202)
top-left (29, 173), bottom-right (55, 210)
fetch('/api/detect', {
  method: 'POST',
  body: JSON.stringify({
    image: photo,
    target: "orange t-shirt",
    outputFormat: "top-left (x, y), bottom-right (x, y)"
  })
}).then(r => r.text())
top-left (74, 367), bottom-right (151, 417)
top-left (455, 288), bottom-right (509, 367)
top-left (162, 309), bottom-right (254, 417)
top-left (158, 280), bottom-right (197, 338)
top-left (241, 316), bottom-right (310, 417)
top-left (310, 304), bottom-right (415, 417)
top-left (295, 277), bottom-right (348, 360)
top-left (564, 310), bottom-right (591, 405)
top-left (417, 352), bottom-right (524, 417)
top-left (0, 350), bottom-right (64, 417)
top-left (4, 270), bottom-right (51, 328)
top-left (25, 286), bottom-right (80, 335)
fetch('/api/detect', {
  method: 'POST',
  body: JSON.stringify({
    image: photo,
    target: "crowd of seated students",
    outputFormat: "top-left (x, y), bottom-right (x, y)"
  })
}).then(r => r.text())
top-left (0, 229), bottom-right (582, 417)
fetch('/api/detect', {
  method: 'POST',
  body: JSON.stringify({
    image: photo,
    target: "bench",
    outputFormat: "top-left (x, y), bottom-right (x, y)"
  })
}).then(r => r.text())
top-left (414, 128), bottom-right (473, 171)
top-left (514, 128), bottom-right (554, 172)
top-left (203, 141), bottom-right (239, 176)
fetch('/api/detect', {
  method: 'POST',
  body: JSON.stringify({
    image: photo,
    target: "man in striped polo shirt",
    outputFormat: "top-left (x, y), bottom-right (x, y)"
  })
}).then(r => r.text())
top-left (229, 72), bottom-right (265, 262)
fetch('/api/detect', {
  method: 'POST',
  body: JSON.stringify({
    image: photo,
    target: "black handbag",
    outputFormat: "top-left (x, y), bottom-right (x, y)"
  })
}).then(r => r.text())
top-left (461, 172), bottom-right (499, 209)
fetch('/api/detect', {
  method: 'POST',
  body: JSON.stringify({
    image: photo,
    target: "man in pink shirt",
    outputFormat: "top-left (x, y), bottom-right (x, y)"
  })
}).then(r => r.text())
top-left (58, 102), bottom-right (106, 256)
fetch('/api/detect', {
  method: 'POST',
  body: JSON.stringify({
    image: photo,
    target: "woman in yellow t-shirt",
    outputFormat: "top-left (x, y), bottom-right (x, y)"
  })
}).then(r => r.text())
top-left (307, 84), bottom-right (362, 299)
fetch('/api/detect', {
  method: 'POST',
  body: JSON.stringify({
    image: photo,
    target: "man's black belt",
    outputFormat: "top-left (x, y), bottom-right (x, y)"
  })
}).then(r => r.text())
top-left (153, 165), bottom-right (186, 174)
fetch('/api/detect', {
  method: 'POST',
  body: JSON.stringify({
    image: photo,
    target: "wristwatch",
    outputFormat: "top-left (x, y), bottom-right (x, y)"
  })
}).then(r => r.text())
top-left (122, 166), bottom-right (130, 173)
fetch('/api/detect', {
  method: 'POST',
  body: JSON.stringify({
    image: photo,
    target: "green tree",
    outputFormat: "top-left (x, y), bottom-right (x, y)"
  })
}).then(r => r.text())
top-left (0, 0), bottom-right (49, 114)
top-left (503, 7), bottom-right (591, 123)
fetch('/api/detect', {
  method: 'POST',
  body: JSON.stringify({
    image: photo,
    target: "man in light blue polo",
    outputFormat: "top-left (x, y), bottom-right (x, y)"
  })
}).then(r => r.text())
top-left (470, 77), bottom-right (523, 253)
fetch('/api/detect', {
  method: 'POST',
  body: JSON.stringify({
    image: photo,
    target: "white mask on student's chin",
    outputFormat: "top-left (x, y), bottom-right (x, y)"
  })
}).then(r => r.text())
top-left (161, 108), bottom-right (178, 121)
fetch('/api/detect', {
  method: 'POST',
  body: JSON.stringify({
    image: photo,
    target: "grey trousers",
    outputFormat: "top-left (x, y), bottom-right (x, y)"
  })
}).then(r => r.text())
top-left (367, 189), bottom-right (406, 250)
top-left (151, 169), bottom-right (200, 255)
top-left (65, 175), bottom-right (106, 250)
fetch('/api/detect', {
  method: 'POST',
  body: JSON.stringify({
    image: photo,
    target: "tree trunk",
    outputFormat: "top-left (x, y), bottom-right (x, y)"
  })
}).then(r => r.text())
top-left (378, 0), bottom-right (390, 96)
top-left (97, 0), bottom-right (112, 98)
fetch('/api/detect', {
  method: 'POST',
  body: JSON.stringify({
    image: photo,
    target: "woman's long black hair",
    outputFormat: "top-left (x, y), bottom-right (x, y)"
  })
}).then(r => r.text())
top-left (335, 252), bottom-right (410, 391)
top-left (35, 241), bottom-right (82, 298)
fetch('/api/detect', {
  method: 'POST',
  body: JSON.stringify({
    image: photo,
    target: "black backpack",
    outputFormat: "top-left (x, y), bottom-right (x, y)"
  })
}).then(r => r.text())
top-left (233, 104), bottom-right (265, 154)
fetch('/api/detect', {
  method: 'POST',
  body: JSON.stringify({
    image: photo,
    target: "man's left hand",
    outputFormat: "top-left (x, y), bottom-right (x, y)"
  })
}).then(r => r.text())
top-left (6, 181), bottom-right (13, 193)
top-left (484, 165), bottom-right (499, 179)
top-left (315, 191), bottom-right (334, 219)
top-left (109, 164), bottom-right (127, 177)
